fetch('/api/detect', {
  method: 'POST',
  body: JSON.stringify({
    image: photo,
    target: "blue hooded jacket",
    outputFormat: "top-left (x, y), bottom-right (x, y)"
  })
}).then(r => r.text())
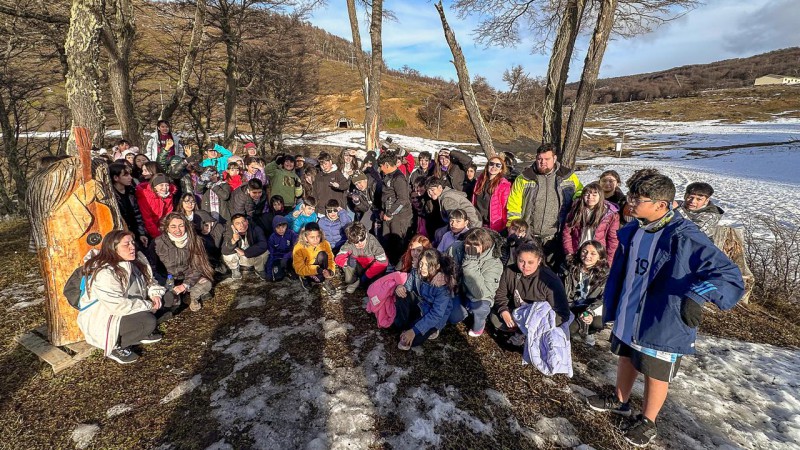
top-left (266, 215), bottom-right (297, 268)
top-left (604, 214), bottom-right (744, 355)
top-left (318, 210), bottom-right (352, 250)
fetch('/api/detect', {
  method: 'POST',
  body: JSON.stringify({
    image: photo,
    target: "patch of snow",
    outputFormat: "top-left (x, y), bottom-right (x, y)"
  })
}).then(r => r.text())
top-left (484, 388), bottom-right (512, 409)
top-left (361, 343), bottom-right (410, 414)
top-left (204, 439), bottom-right (233, 450)
top-left (235, 295), bottom-right (265, 310)
top-left (71, 423), bottom-right (100, 450)
top-left (8, 298), bottom-right (45, 311)
top-left (322, 319), bottom-right (353, 339)
top-left (105, 403), bottom-right (133, 418)
top-left (1, 272), bottom-right (46, 312)
top-left (160, 375), bottom-right (202, 405)
top-left (533, 416), bottom-right (582, 447)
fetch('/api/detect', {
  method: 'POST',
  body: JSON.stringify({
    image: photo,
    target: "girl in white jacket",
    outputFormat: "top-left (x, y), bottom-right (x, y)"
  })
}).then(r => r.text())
top-left (77, 230), bottom-right (166, 364)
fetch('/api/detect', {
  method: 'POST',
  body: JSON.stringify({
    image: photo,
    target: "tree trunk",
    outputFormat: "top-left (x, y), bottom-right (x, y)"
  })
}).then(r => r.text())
top-left (541, 0), bottom-right (586, 150)
top-left (435, 1), bottom-right (495, 158)
top-left (222, 37), bottom-right (239, 146)
top-left (562, 0), bottom-right (618, 168)
top-left (64, 0), bottom-right (106, 154)
top-left (160, 0), bottom-right (206, 122)
top-left (104, 0), bottom-right (139, 146)
top-left (346, 0), bottom-right (382, 152)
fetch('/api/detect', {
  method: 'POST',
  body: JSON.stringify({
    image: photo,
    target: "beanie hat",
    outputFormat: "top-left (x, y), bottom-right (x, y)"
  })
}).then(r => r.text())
top-left (351, 172), bottom-right (368, 183)
top-left (150, 173), bottom-right (169, 188)
top-left (438, 148), bottom-right (451, 157)
top-left (120, 149), bottom-right (138, 160)
top-left (244, 142), bottom-right (256, 150)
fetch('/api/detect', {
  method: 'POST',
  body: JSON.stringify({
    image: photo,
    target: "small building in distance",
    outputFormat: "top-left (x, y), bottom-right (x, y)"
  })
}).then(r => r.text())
top-left (754, 74), bottom-right (800, 86)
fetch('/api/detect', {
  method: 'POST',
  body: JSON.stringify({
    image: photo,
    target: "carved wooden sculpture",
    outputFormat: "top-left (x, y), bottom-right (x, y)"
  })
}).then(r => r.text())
top-left (27, 128), bottom-right (122, 346)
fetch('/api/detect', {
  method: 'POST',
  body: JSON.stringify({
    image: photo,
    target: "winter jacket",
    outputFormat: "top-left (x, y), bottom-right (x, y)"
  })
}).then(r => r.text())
top-left (136, 184), bottom-right (177, 238)
top-left (408, 166), bottom-right (429, 188)
top-left (200, 143), bottom-right (233, 173)
top-left (197, 180), bottom-right (232, 224)
top-left (563, 266), bottom-right (607, 313)
top-left (448, 241), bottom-right (503, 306)
top-left (154, 233), bottom-right (207, 286)
top-left (675, 201), bottom-right (724, 238)
top-left (433, 150), bottom-right (471, 191)
top-left (196, 210), bottom-right (224, 263)
top-left (77, 253), bottom-right (165, 356)
top-left (398, 153), bottom-right (416, 177)
top-left (312, 168), bottom-right (349, 214)
top-left (231, 184), bottom-right (268, 219)
top-left (265, 160), bottom-right (303, 206)
top-left (225, 173), bottom-right (243, 191)
top-left (221, 221), bottom-right (269, 258)
top-left (380, 169), bottom-right (412, 219)
top-left (145, 130), bottom-right (184, 162)
top-left (603, 214), bottom-right (744, 355)
top-left (562, 201), bottom-right (620, 259)
top-left (506, 163), bottom-right (583, 236)
top-left (292, 240), bottom-right (335, 277)
top-left (318, 212), bottom-right (353, 250)
top-left (114, 185), bottom-right (147, 239)
top-left (436, 228), bottom-right (468, 253)
top-left (366, 271), bottom-right (408, 328)
top-left (349, 179), bottom-right (378, 221)
top-left (438, 187), bottom-right (481, 227)
top-left (472, 177), bottom-right (512, 232)
top-left (334, 233), bottom-right (388, 279)
top-left (513, 302), bottom-right (573, 377)
top-left (286, 203), bottom-right (318, 234)
top-left (266, 216), bottom-right (297, 269)
top-left (403, 269), bottom-right (455, 336)
top-left (494, 264), bottom-right (570, 323)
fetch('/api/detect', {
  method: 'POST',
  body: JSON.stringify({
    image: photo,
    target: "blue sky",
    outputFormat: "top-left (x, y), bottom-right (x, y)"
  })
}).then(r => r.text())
top-left (308, 0), bottom-right (799, 89)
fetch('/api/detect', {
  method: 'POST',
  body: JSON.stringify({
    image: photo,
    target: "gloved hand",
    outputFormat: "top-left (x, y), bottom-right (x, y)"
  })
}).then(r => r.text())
top-left (680, 298), bottom-right (703, 328)
top-left (507, 234), bottom-right (519, 248)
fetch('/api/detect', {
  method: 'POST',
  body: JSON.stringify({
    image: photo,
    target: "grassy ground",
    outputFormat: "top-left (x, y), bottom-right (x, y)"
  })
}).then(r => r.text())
top-left (0, 218), bottom-right (797, 449)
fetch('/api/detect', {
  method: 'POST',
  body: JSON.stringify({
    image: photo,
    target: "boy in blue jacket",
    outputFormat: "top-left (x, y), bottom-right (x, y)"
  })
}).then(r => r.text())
top-left (587, 171), bottom-right (744, 448)
top-left (286, 196), bottom-right (318, 234)
top-left (266, 215), bottom-right (297, 281)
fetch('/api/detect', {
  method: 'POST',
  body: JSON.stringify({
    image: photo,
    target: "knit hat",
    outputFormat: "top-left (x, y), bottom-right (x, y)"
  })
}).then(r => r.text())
top-left (120, 149), bottom-right (138, 160)
top-left (150, 173), bottom-right (169, 188)
top-left (438, 148), bottom-right (451, 157)
top-left (351, 172), bottom-right (368, 183)
top-left (244, 142), bottom-right (256, 150)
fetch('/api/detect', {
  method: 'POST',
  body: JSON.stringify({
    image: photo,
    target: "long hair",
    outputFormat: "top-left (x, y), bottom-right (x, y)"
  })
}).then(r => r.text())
top-left (83, 230), bottom-right (150, 292)
top-left (566, 240), bottom-right (609, 284)
top-left (430, 150), bottom-right (453, 180)
top-left (399, 234), bottom-right (432, 272)
top-left (141, 161), bottom-right (162, 181)
top-left (179, 193), bottom-right (197, 215)
top-left (473, 157), bottom-right (507, 196)
top-left (567, 182), bottom-right (609, 229)
top-left (160, 212), bottom-right (214, 280)
top-left (419, 248), bottom-right (457, 294)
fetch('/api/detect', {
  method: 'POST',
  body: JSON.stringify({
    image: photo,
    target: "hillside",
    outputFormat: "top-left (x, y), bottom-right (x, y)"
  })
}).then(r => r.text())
top-left (566, 47), bottom-right (800, 104)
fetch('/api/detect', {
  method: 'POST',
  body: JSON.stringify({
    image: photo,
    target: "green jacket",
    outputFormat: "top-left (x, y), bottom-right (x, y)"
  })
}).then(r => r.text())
top-left (506, 163), bottom-right (583, 236)
top-left (265, 160), bottom-right (302, 205)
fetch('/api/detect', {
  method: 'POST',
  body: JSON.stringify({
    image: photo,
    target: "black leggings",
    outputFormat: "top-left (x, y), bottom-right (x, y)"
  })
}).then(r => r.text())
top-left (393, 292), bottom-right (439, 347)
top-left (307, 251), bottom-right (329, 283)
top-left (118, 311), bottom-right (157, 348)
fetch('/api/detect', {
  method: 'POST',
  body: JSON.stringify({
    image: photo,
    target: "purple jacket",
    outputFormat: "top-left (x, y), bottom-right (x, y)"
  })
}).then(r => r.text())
top-left (513, 302), bottom-right (573, 377)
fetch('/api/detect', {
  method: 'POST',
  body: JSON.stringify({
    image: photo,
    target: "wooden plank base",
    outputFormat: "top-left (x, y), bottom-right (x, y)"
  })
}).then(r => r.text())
top-left (16, 325), bottom-right (96, 374)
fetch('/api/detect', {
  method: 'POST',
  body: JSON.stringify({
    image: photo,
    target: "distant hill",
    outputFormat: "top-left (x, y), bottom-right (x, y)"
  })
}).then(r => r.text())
top-left (565, 47), bottom-right (800, 104)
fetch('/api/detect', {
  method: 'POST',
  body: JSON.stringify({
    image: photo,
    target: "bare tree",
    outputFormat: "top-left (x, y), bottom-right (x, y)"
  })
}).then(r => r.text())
top-left (346, 0), bottom-right (383, 152)
top-left (434, 1), bottom-right (495, 157)
top-left (102, 0), bottom-right (140, 146)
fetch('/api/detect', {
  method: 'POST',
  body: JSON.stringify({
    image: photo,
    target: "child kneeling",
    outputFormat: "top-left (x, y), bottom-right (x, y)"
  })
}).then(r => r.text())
top-left (334, 222), bottom-right (388, 294)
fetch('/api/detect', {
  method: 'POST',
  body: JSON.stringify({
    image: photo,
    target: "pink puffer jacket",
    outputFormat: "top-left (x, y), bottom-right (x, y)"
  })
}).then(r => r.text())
top-left (365, 271), bottom-right (408, 328)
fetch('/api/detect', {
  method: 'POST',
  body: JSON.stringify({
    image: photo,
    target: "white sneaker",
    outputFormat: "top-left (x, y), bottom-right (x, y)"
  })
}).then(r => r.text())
top-left (345, 279), bottom-right (360, 294)
top-left (428, 329), bottom-right (440, 340)
top-left (585, 334), bottom-right (596, 347)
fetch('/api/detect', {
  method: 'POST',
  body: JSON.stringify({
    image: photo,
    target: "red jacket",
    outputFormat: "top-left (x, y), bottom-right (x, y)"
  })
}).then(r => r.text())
top-left (562, 201), bottom-right (620, 261)
top-left (398, 153), bottom-right (415, 177)
top-left (472, 177), bottom-right (511, 232)
top-left (136, 184), bottom-right (177, 238)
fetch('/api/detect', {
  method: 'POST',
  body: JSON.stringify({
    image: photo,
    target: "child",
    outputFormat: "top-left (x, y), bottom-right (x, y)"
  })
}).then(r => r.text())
top-left (224, 161), bottom-right (243, 191)
top-left (587, 171), bottom-right (744, 447)
top-left (564, 240), bottom-right (609, 346)
top-left (393, 248), bottom-right (456, 350)
top-left (562, 181), bottom-right (620, 263)
top-left (335, 222), bottom-right (389, 294)
top-left (436, 209), bottom-right (470, 253)
top-left (287, 196), bottom-right (319, 234)
top-left (317, 199), bottom-right (352, 253)
top-left (674, 182), bottom-right (723, 237)
top-left (502, 219), bottom-right (532, 266)
top-left (266, 215), bottom-right (297, 281)
top-left (292, 222), bottom-right (336, 293)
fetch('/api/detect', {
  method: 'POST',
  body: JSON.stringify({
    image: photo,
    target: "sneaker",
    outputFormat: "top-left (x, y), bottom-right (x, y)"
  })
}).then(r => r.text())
top-left (189, 298), bottom-right (202, 312)
top-left (397, 340), bottom-right (411, 351)
top-left (428, 329), bottom-right (440, 340)
top-left (255, 270), bottom-right (268, 281)
top-left (586, 393), bottom-right (633, 417)
top-left (231, 268), bottom-right (242, 280)
top-left (623, 415), bottom-right (657, 447)
top-left (585, 334), bottom-right (597, 347)
top-left (468, 328), bottom-right (484, 337)
top-left (345, 279), bottom-right (360, 294)
top-left (108, 347), bottom-right (139, 364)
top-left (139, 332), bottom-right (163, 345)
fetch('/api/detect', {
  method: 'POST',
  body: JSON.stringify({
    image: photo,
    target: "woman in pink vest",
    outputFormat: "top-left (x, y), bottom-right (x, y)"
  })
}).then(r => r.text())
top-left (472, 156), bottom-right (511, 232)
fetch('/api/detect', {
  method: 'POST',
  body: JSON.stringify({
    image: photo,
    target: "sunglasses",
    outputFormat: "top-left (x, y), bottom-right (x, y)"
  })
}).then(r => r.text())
top-left (488, 162), bottom-right (503, 168)
top-left (326, 209), bottom-right (339, 214)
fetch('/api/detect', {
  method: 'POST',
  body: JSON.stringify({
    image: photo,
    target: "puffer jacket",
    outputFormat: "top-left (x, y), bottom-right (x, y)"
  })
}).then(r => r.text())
top-left (604, 214), bottom-right (744, 355)
top-left (675, 201), bottom-right (724, 238)
top-left (292, 240), bottom-right (335, 277)
top-left (472, 176), bottom-right (511, 232)
top-left (286, 203), bottom-right (318, 234)
top-left (404, 269), bottom-right (455, 336)
top-left (334, 233), bottom-right (388, 279)
top-left (513, 302), bottom-right (573, 377)
top-left (136, 183), bottom-right (177, 238)
top-left (200, 143), bottom-right (233, 173)
top-left (562, 201), bottom-right (620, 259)
top-left (438, 187), bottom-right (481, 226)
top-left (197, 180), bottom-right (232, 224)
top-left (266, 216), bottom-right (297, 269)
top-left (231, 184), bottom-right (268, 219)
top-left (365, 271), bottom-right (408, 328)
top-left (154, 233), bottom-right (207, 286)
top-left (77, 253), bottom-right (165, 356)
top-left (318, 212), bottom-right (353, 250)
top-left (145, 130), bottom-right (184, 162)
top-left (448, 241), bottom-right (503, 306)
top-left (506, 163), bottom-right (583, 234)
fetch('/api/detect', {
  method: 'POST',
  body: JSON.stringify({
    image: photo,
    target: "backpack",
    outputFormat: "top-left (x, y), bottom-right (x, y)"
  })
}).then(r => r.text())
top-left (63, 267), bottom-right (97, 311)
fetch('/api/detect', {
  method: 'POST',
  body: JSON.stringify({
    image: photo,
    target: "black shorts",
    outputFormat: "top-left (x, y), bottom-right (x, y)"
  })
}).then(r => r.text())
top-left (610, 335), bottom-right (682, 382)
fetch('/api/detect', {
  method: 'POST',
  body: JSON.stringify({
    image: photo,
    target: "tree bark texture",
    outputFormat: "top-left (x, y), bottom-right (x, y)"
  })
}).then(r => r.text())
top-left (562, 0), bottom-right (618, 168)
top-left (541, 0), bottom-right (586, 150)
top-left (104, 0), bottom-right (140, 147)
top-left (435, 1), bottom-right (496, 158)
top-left (159, 0), bottom-right (207, 123)
top-left (346, 0), bottom-right (382, 152)
top-left (27, 128), bottom-right (122, 346)
top-left (64, 0), bottom-right (106, 154)
top-left (221, 12), bottom-right (240, 147)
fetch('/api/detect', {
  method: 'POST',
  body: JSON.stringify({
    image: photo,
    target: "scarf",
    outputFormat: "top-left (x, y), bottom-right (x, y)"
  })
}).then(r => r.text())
top-left (157, 190), bottom-right (170, 199)
top-left (168, 232), bottom-right (189, 248)
top-left (637, 209), bottom-right (675, 233)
